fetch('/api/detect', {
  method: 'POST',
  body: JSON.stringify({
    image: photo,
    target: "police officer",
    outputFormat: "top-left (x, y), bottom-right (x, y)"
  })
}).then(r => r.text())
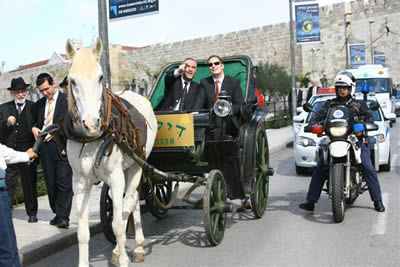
top-left (299, 72), bottom-right (385, 213)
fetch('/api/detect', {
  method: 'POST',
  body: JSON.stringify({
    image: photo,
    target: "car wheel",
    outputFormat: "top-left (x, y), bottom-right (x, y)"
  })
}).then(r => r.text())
top-left (379, 152), bottom-right (391, 172)
top-left (295, 164), bottom-right (309, 175)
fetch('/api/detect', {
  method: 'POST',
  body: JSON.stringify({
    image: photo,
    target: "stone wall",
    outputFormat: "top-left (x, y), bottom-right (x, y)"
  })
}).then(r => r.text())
top-left (1, 0), bottom-right (399, 103)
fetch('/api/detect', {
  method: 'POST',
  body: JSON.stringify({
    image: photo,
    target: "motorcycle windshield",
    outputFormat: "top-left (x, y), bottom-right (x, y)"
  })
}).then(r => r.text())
top-left (326, 105), bottom-right (350, 127)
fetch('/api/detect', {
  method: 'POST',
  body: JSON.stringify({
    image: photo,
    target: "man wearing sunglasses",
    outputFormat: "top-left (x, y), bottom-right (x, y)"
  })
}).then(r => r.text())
top-left (157, 57), bottom-right (200, 111)
top-left (197, 55), bottom-right (244, 136)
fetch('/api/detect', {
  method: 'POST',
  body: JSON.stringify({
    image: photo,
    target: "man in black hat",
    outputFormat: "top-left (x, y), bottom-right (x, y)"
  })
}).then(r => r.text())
top-left (0, 77), bottom-right (38, 223)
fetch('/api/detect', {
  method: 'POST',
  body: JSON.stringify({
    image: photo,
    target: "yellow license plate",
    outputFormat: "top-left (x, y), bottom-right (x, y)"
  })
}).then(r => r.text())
top-left (154, 114), bottom-right (194, 147)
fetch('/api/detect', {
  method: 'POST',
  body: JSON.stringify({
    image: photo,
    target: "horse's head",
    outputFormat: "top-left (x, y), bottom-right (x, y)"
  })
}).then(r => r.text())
top-left (66, 38), bottom-right (104, 137)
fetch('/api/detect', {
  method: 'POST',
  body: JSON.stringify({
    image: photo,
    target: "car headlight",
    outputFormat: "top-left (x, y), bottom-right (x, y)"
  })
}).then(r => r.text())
top-left (375, 134), bottom-right (385, 143)
top-left (213, 99), bottom-right (231, 117)
top-left (330, 126), bottom-right (347, 136)
top-left (296, 136), bottom-right (316, 147)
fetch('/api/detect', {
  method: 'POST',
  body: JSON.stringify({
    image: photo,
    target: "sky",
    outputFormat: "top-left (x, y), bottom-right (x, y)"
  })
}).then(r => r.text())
top-left (0, 0), bottom-right (347, 71)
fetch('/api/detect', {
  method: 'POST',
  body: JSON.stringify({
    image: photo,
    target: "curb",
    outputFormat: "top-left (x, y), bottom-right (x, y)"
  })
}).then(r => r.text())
top-left (20, 223), bottom-right (103, 266)
top-left (270, 139), bottom-right (293, 155)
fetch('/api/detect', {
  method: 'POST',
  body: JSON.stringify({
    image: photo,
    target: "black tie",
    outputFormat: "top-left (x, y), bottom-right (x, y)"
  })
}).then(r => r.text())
top-left (179, 82), bottom-right (188, 110)
top-left (17, 103), bottom-right (23, 115)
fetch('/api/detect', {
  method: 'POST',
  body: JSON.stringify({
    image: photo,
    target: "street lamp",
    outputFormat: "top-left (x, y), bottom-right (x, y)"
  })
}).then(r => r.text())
top-left (310, 48), bottom-right (320, 80)
top-left (369, 20), bottom-right (375, 64)
top-left (344, 12), bottom-right (352, 69)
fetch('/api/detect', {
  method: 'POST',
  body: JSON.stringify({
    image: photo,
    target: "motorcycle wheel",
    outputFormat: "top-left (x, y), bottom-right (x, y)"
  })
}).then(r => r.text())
top-left (332, 163), bottom-right (345, 223)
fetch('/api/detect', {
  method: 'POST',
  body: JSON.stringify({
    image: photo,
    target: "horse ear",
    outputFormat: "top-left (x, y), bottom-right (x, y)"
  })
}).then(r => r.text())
top-left (93, 38), bottom-right (103, 58)
top-left (66, 39), bottom-right (76, 59)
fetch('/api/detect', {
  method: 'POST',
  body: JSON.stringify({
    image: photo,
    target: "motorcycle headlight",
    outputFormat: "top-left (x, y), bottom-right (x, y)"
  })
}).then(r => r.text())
top-left (213, 99), bottom-right (231, 117)
top-left (376, 134), bottom-right (385, 143)
top-left (330, 126), bottom-right (347, 136)
top-left (296, 136), bottom-right (316, 147)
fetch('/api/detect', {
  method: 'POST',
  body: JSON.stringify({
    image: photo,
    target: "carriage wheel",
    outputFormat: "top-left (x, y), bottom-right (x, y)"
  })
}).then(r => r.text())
top-left (203, 170), bottom-right (227, 246)
top-left (100, 183), bottom-right (133, 243)
top-left (145, 181), bottom-right (172, 219)
top-left (250, 128), bottom-right (270, 218)
top-left (100, 183), bottom-right (117, 243)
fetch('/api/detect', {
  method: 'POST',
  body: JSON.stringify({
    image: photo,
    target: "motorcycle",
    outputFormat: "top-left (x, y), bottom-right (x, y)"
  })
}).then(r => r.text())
top-left (304, 102), bottom-right (379, 223)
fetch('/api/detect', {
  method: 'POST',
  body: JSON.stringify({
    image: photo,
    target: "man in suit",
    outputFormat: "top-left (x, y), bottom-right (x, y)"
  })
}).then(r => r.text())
top-left (0, 77), bottom-right (39, 223)
top-left (288, 81), bottom-right (303, 118)
top-left (31, 73), bottom-right (73, 229)
top-left (158, 57), bottom-right (200, 111)
top-left (197, 55), bottom-right (244, 137)
top-left (306, 80), bottom-right (321, 102)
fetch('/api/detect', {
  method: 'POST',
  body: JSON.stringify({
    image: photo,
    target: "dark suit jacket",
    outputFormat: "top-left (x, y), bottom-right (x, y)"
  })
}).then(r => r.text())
top-left (0, 100), bottom-right (35, 148)
top-left (306, 86), bottom-right (321, 102)
top-left (197, 75), bottom-right (244, 115)
top-left (288, 88), bottom-right (303, 108)
top-left (158, 71), bottom-right (201, 111)
top-left (32, 92), bottom-right (69, 155)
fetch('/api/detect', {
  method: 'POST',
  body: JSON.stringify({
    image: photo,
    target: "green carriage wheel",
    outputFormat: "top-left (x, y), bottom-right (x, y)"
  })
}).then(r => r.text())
top-left (250, 127), bottom-right (270, 218)
top-left (203, 170), bottom-right (227, 246)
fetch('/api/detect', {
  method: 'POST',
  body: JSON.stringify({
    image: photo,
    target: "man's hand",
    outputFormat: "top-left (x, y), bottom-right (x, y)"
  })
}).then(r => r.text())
top-left (26, 148), bottom-right (38, 160)
top-left (178, 63), bottom-right (185, 73)
top-left (61, 149), bottom-right (67, 156)
top-left (7, 116), bottom-right (16, 126)
top-left (32, 127), bottom-right (41, 140)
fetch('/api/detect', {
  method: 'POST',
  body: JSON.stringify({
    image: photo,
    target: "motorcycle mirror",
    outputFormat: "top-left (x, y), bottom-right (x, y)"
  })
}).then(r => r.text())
top-left (369, 101), bottom-right (379, 111)
top-left (303, 103), bottom-right (313, 113)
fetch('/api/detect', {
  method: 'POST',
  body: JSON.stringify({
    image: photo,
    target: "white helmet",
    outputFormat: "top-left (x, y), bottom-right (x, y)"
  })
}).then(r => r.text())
top-left (334, 71), bottom-right (356, 96)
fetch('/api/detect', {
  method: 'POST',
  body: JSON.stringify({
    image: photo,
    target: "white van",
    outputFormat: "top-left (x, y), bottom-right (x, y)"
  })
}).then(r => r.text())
top-left (346, 64), bottom-right (396, 125)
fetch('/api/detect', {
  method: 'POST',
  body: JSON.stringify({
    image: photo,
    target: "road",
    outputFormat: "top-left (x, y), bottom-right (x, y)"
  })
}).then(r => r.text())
top-left (30, 122), bottom-right (400, 267)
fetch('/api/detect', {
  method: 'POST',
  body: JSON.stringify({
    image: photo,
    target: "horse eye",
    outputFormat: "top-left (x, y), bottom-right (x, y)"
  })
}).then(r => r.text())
top-left (99, 75), bottom-right (103, 83)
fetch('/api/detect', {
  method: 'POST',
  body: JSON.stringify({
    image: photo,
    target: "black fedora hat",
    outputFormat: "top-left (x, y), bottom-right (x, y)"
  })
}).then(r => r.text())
top-left (8, 77), bottom-right (30, 91)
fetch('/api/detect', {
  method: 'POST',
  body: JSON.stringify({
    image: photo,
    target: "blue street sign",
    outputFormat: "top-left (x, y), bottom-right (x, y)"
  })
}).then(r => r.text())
top-left (109, 0), bottom-right (159, 22)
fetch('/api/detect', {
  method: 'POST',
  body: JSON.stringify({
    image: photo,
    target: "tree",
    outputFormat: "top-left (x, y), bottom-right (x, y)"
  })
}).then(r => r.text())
top-left (255, 62), bottom-right (291, 97)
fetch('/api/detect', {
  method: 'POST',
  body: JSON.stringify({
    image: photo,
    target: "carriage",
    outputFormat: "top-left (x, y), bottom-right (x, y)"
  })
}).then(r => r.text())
top-left (99, 55), bottom-right (274, 245)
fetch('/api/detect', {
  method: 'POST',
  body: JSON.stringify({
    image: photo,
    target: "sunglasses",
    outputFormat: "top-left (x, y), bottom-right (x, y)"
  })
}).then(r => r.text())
top-left (208, 61), bottom-right (221, 67)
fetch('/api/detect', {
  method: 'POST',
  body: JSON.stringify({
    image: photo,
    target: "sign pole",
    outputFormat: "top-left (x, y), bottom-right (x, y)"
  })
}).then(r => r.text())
top-left (98, 0), bottom-right (111, 87)
top-left (289, 0), bottom-right (297, 119)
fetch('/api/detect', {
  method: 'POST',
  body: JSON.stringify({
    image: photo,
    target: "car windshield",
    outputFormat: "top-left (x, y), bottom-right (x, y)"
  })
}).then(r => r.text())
top-left (355, 78), bottom-right (390, 94)
top-left (395, 89), bottom-right (400, 99)
top-left (306, 101), bottom-right (326, 122)
top-left (306, 99), bottom-right (381, 122)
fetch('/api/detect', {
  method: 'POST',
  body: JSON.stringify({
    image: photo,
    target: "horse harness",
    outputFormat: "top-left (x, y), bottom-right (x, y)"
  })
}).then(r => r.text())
top-left (61, 85), bottom-right (148, 167)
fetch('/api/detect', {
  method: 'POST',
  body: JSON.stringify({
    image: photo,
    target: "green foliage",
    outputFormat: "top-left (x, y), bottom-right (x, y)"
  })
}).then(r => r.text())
top-left (296, 72), bottom-right (311, 88)
top-left (265, 111), bottom-right (292, 129)
top-left (255, 62), bottom-right (291, 97)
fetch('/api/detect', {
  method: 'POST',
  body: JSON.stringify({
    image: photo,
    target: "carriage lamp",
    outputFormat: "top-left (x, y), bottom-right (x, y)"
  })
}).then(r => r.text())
top-left (213, 99), bottom-right (232, 117)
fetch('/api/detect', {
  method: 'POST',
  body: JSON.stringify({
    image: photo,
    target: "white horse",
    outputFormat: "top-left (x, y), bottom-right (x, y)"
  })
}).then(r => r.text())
top-left (65, 38), bottom-right (157, 267)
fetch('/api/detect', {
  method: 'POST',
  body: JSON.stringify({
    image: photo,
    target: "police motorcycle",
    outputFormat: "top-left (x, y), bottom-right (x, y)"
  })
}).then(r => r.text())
top-left (303, 77), bottom-right (379, 223)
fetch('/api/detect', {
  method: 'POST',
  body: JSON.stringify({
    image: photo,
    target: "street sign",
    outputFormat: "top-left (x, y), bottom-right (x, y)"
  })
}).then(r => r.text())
top-left (295, 3), bottom-right (320, 43)
top-left (109, 0), bottom-right (159, 22)
top-left (350, 43), bottom-right (366, 68)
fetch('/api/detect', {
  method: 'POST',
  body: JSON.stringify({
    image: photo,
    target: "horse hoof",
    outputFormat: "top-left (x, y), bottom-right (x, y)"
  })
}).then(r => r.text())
top-left (111, 253), bottom-right (119, 265)
top-left (133, 252), bottom-right (145, 263)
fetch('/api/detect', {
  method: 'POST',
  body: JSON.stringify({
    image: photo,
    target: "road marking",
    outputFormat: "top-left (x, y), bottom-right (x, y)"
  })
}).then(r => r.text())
top-left (371, 192), bottom-right (389, 235)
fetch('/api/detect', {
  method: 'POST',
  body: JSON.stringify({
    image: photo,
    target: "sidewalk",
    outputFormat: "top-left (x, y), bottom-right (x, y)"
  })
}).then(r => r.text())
top-left (14, 125), bottom-right (294, 266)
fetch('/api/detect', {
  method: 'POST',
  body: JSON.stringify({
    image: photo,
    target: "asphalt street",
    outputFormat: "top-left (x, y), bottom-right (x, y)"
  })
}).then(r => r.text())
top-left (29, 122), bottom-right (400, 267)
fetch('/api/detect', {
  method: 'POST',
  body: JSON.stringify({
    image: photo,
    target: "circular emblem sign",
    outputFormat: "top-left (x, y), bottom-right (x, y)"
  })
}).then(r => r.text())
top-left (302, 20), bottom-right (313, 32)
top-left (333, 110), bottom-right (344, 119)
